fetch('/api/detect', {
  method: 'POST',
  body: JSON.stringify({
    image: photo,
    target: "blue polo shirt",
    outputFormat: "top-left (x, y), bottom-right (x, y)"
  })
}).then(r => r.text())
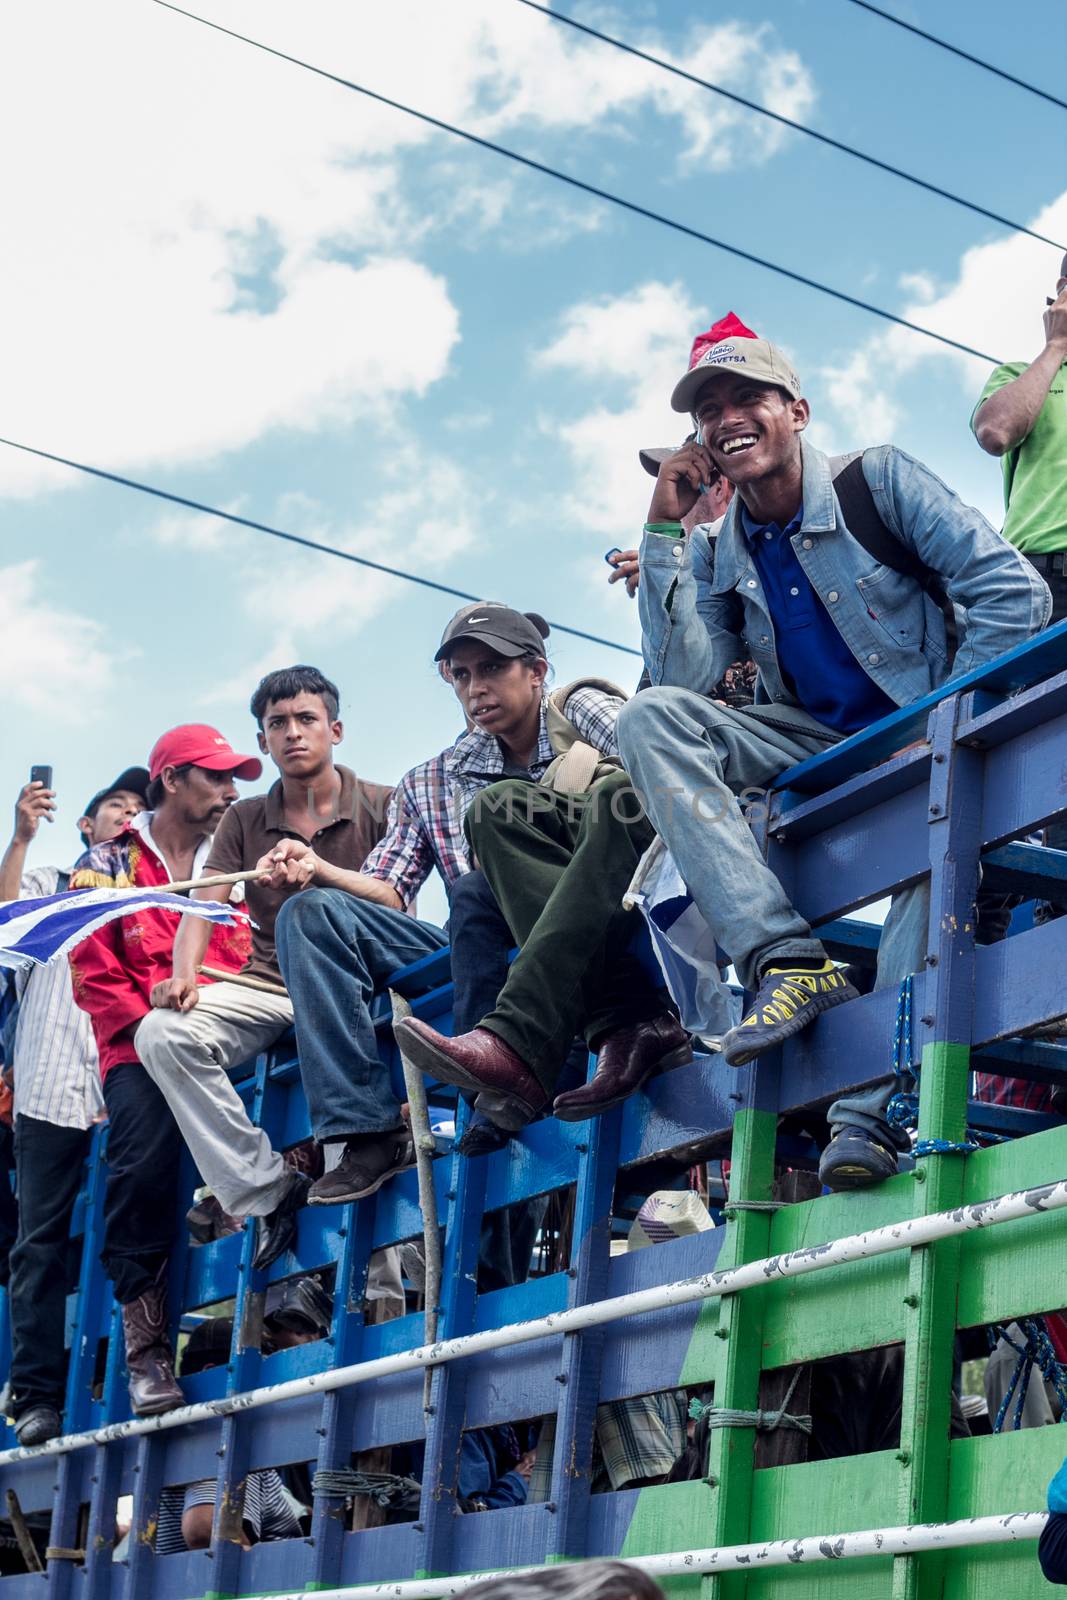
top-left (742, 503), bottom-right (896, 735)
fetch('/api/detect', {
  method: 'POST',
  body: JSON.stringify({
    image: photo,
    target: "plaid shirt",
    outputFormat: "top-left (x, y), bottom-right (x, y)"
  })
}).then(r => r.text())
top-left (972, 1070), bottom-right (1056, 1113)
top-left (361, 686), bottom-right (624, 909)
top-left (529, 1390), bottom-right (687, 1501)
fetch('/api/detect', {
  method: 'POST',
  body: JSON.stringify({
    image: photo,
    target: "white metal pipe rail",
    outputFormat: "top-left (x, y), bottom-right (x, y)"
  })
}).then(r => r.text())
top-left (237, 1511), bottom-right (1049, 1599)
top-left (0, 1178), bottom-right (1063, 1467)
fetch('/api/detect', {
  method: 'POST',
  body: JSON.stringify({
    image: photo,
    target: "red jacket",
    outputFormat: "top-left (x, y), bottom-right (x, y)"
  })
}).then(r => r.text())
top-left (68, 814), bottom-right (249, 1080)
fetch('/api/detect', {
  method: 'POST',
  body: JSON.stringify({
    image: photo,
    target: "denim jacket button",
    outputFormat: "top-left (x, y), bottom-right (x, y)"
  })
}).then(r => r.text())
top-left (802, 538), bottom-right (814, 550)
top-left (672, 545), bottom-right (683, 557)
top-left (746, 579), bottom-right (757, 589)
top-left (868, 652), bottom-right (881, 665)
top-left (828, 590), bottom-right (839, 602)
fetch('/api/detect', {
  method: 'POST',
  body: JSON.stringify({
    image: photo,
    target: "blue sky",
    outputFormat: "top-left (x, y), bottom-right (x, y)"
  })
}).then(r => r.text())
top-left (2, 0), bottom-right (1064, 922)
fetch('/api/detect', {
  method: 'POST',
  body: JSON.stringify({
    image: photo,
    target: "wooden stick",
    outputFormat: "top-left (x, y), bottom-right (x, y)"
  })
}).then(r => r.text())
top-left (151, 869), bottom-right (263, 895)
top-left (198, 964), bottom-right (289, 997)
top-left (389, 989), bottom-right (441, 1415)
top-left (6, 1490), bottom-right (43, 1574)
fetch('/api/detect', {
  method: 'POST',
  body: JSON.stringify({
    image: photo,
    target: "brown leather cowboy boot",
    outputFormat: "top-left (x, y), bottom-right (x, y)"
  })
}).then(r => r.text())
top-left (121, 1267), bottom-right (184, 1416)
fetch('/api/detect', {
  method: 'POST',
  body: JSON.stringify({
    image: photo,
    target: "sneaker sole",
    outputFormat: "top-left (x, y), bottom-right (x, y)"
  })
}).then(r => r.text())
top-left (722, 981), bottom-right (858, 1069)
top-left (306, 1149), bottom-right (415, 1207)
top-left (820, 1161), bottom-right (887, 1192)
top-left (396, 1023), bottom-right (544, 1130)
top-left (551, 1042), bottom-right (694, 1123)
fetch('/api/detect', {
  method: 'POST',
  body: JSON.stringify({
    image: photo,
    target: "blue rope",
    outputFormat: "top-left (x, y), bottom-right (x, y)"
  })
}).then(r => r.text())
top-left (884, 977), bottom-right (990, 1157)
top-left (990, 1318), bottom-right (1067, 1431)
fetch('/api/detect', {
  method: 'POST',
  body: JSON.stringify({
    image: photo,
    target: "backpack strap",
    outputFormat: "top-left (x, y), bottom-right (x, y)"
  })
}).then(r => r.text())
top-left (542, 678), bottom-right (628, 797)
top-left (831, 451), bottom-right (957, 656)
top-left (831, 454), bottom-right (929, 585)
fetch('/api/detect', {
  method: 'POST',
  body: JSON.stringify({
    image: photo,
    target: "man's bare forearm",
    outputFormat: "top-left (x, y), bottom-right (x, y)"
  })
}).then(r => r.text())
top-left (975, 342), bottom-right (1067, 456)
top-left (315, 860), bottom-right (403, 911)
top-left (171, 909), bottom-right (216, 981)
top-left (0, 838), bottom-right (28, 903)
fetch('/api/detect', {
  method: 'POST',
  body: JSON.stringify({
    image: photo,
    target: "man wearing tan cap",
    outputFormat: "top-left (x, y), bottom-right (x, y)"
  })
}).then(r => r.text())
top-left (616, 330), bottom-right (1050, 1189)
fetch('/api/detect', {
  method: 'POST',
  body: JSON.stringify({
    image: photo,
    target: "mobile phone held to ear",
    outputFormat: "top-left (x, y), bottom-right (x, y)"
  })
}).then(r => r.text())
top-left (694, 425), bottom-right (716, 498)
top-left (29, 765), bottom-right (53, 790)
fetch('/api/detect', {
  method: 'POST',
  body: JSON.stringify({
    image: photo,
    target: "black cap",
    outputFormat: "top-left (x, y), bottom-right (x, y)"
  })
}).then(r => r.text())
top-left (82, 766), bottom-right (150, 820)
top-left (638, 431), bottom-right (697, 479)
top-left (434, 602), bottom-right (550, 664)
top-left (181, 1316), bottom-right (233, 1376)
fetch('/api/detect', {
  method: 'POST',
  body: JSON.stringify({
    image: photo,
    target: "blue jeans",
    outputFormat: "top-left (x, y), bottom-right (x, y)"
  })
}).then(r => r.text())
top-left (275, 890), bottom-right (447, 1143)
top-left (617, 689), bottom-right (838, 990)
top-left (827, 883), bottom-right (929, 1148)
top-left (617, 688), bottom-right (929, 1150)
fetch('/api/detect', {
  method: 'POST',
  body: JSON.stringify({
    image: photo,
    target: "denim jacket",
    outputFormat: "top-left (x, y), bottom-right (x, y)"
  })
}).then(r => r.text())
top-left (638, 438), bottom-right (1052, 707)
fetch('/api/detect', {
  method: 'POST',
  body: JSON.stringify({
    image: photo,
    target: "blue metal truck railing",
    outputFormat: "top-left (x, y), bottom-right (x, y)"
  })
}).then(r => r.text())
top-left (0, 621), bottom-right (1066, 1595)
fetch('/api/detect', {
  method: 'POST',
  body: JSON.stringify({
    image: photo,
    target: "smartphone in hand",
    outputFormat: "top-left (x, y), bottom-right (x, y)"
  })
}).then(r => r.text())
top-left (29, 765), bottom-right (53, 790)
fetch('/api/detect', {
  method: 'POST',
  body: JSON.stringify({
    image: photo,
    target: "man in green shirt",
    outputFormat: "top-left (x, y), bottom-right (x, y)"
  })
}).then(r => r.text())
top-left (974, 253), bottom-right (1067, 912)
top-left (972, 252), bottom-right (1067, 611)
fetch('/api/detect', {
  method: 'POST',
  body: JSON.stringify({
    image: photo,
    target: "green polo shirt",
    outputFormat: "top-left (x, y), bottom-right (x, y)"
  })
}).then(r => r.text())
top-left (972, 358), bottom-right (1067, 554)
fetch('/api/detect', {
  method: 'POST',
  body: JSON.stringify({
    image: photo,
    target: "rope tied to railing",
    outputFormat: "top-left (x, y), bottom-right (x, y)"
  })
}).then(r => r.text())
top-left (721, 1200), bottom-right (782, 1216)
top-left (688, 1368), bottom-right (812, 1435)
top-left (990, 1317), bottom-right (1067, 1432)
top-left (885, 976), bottom-right (986, 1156)
top-left (312, 1468), bottom-right (422, 1515)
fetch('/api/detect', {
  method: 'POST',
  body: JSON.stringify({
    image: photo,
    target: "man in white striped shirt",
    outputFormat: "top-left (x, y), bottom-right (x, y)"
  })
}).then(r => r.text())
top-left (0, 766), bottom-right (148, 1446)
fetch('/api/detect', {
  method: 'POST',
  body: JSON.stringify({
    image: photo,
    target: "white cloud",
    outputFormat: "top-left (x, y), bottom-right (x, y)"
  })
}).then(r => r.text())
top-left (478, 13), bottom-right (816, 169)
top-left (534, 279), bottom-right (708, 539)
top-left (0, 563), bottom-right (129, 715)
top-left (0, 1), bottom-right (815, 499)
top-left (203, 449), bottom-right (481, 700)
top-left (816, 191), bottom-right (1067, 454)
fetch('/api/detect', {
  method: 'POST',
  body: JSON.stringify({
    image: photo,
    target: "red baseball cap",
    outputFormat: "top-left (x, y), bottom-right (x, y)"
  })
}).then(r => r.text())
top-left (147, 723), bottom-right (262, 783)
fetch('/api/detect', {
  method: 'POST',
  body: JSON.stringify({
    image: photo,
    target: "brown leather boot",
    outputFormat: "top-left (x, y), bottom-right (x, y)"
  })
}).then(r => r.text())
top-left (121, 1271), bottom-right (184, 1416)
top-left (395, 1018), bottom-right (546, 1131)
top-left (552, 1014), bottom-right (693, 1121)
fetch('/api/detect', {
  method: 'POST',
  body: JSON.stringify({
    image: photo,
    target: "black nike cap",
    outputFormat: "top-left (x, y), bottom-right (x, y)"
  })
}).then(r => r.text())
top-left (434, 602), bottom-right (550, 663)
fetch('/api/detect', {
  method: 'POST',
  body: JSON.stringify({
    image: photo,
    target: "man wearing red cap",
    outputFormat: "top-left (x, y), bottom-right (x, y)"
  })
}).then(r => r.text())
top-left (69, 723), bottom-right (260, 1415)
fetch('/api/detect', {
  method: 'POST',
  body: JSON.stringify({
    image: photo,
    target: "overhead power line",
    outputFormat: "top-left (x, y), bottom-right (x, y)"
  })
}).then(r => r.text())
top-left (516, 0), bottom-right (1064, 251)
top-left (845, 0), bottom-right (1067, 113)
top-left (0, 436), bottom-right (642, 659)
top-left (153, 2), bottom-right (1001, 367)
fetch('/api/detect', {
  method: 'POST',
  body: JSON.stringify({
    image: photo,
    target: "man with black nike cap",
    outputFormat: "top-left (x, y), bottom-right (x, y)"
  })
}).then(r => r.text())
top-left (390, 608), bottom-right (689, 1132)
top-left (1, 763), bottom-right (148, 1446)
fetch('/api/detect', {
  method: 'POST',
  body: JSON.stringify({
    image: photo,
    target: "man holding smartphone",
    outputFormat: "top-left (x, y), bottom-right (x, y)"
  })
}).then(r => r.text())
top-left (0, 764), bottom-right (148, 1446)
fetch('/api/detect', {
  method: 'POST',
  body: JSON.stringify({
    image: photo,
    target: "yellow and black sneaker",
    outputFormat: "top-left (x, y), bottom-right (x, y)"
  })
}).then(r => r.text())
top-left (722, 960), bottom-right (858, 1067)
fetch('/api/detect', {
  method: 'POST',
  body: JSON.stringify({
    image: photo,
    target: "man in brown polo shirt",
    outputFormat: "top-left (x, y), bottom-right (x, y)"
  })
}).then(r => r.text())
top-left (138, 666), bottom-right (392, 1268)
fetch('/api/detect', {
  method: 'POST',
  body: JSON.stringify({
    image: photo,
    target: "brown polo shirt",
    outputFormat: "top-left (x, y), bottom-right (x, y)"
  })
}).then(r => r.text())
top-left (205, 764), bottom-right (393, 982)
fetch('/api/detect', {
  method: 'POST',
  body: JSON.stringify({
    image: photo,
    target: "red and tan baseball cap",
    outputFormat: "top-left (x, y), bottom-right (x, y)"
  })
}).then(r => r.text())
top-left (671, 333), bottom-right (801, 415)
top-left (147, 724), bottom-right (262, 782)
top-left (641, 314), bottom-right (765, 466)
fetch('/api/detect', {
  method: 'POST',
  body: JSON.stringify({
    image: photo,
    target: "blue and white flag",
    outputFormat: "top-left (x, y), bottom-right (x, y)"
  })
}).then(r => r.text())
top-left (0, 887), bottom-right (246, 972)
top-left (624, 839), bottom-right (739, 1042)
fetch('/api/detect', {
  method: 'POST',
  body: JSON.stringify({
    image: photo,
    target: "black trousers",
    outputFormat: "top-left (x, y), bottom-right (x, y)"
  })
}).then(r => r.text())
top-left (447, 869), bottom-right (513, 1036)
top-left (8, 1116), bottom-right (90, 1415)
top-left (447, 870), bottom-right (568, 1292)
top-left (1028, 561), bottom-right (1067, 896)
top-left (0, 1124), bottom-right (17, 1287)
top-left (100, 1064), bottom-right (184, 1305)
